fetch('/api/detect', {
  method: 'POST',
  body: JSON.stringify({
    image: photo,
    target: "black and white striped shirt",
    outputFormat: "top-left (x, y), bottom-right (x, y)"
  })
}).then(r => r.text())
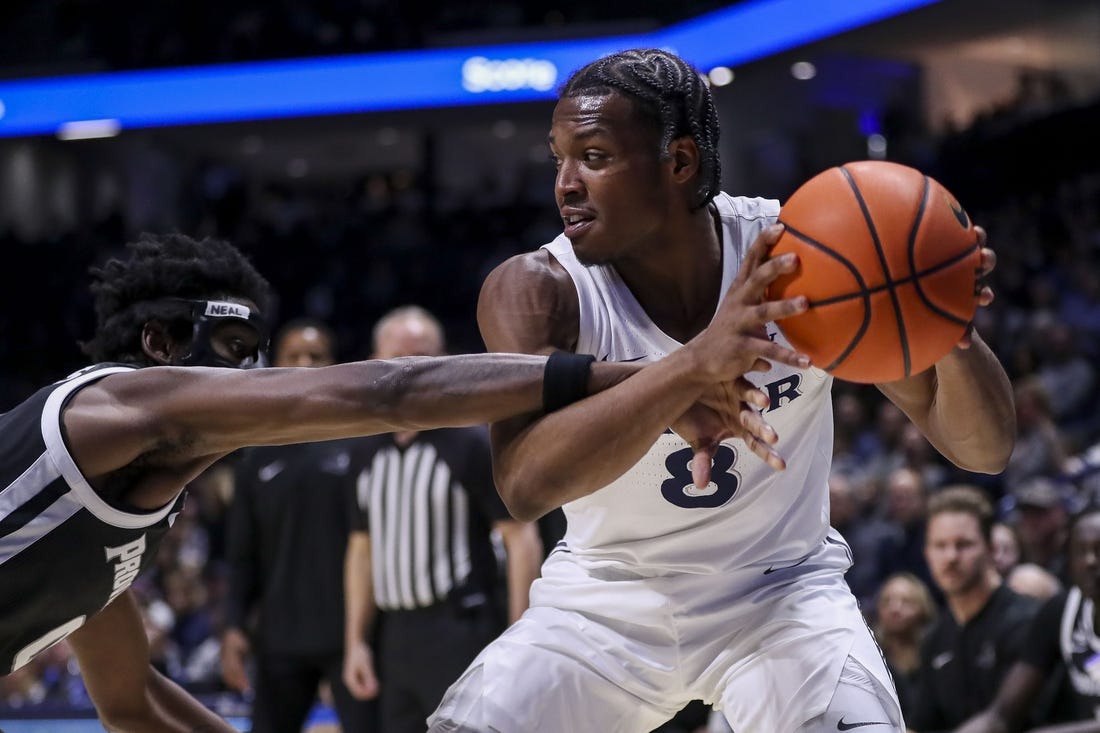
top-left (348, 426), bottom-right (507, 611)
top-left (0, 364), bottom-right (183, 673)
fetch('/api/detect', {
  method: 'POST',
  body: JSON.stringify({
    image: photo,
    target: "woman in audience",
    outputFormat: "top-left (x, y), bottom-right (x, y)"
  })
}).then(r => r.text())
top-left (872, 572), bottom-right (937, 718)
top-left (992, 521), bottom-right (1024, 577)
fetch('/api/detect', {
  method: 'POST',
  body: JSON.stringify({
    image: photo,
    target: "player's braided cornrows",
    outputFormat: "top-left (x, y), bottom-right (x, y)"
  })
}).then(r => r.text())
top-left (81, 233), bottom-right (273, 365)
top-left (560, 48), bottom-right (721, 209)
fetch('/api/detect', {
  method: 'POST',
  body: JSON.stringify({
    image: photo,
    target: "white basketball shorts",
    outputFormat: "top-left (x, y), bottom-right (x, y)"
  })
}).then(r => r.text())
top-left (428, 538), bottom-right (902, 732)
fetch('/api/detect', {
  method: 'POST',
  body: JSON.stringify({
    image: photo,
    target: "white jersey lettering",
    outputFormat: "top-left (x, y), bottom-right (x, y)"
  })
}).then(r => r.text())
top-left (542, 193), bottom-right (839, 576)
top-left (104, 534), bottom-right (147, 602)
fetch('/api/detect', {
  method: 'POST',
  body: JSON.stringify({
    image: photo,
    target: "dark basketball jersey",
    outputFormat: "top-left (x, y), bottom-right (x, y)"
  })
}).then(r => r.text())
top-left (0, 364), bottom-right (184, 673)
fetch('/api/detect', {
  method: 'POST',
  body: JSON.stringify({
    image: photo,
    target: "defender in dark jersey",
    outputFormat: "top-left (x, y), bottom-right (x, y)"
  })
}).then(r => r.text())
top-left (0, 232), bottom-right (811, 732)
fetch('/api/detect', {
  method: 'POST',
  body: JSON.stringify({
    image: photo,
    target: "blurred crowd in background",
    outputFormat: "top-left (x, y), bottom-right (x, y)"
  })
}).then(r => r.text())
top-left (1, 2), bottom-right (1099, 729)
top-left (2, 0), bottom-right (730, 75)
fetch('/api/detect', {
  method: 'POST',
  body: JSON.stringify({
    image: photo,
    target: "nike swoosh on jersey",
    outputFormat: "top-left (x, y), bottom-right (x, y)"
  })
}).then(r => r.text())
top-left (763, 555), bottom-right (810, 574)
top-left (598, 353), bottom-right (648, 362)
top-left (837, 718), bottom-right (890, 730)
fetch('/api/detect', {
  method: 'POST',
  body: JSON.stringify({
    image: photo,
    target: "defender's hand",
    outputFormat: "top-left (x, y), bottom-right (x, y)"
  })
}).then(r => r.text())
top-left (691, 224), bottom-right (811, 382)
top-left (672, 378), bottom-right (785, 488)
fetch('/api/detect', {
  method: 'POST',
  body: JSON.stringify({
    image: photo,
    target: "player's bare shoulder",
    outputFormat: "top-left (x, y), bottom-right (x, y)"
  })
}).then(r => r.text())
top-left (478, 249), bottom-right (579, 353)
top-left (62, 368), bottom-right (212, 478)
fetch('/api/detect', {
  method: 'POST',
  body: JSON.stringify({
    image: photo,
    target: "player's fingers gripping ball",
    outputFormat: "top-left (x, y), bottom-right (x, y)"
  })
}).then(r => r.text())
top-left (766, 160), bottom-right (981, 383)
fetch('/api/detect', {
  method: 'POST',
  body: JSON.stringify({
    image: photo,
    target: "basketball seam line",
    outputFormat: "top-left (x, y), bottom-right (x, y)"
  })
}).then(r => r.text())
top-left (840, 165), bottom-right (912, 377)
top-left (910, 176), bottom-right (976, 327)
top-left (776, 222), bottom-right (872, 373)
top-left (780, 219), bottom-right (975, 374)
top-left (907, 177), bottom-right (932, 327)
top-left (801, 221), bottom-right (977, 325)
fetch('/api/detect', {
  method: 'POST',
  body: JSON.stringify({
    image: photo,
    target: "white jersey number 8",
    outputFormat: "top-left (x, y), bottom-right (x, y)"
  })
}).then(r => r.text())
top-left (661, 445), bottom-right (739, 508)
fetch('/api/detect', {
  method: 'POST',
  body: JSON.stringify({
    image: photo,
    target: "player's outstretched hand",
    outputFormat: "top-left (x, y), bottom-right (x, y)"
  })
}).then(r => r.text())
top-left (959, 226), bottom-right (995, 350)
top-left (689, 224), bottom-right (811, 382)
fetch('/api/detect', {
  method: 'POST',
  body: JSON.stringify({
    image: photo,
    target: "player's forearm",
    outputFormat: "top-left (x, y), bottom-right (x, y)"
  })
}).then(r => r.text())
top-left (925, 335), bottom-right (1015, 473)
top-left (355, 354), bottom-right (560, 431)
top-left (327, 354), bottom-right (639, 439)
top-left (99, 353), bottom-right (627, 468)
top-left (882, 334), bottom-right (1014, 474)
top-left (494, 351), bottom-right (710, 521)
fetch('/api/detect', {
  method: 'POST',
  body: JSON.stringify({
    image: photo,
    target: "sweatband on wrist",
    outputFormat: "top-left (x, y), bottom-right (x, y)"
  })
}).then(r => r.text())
top-left (543, 351), bottom-right (596, 413)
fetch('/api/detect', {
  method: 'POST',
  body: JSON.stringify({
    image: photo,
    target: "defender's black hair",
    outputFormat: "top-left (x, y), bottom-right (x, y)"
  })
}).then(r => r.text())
top-left (81, 233), bottom-right (273, 365)
top-left (559, 48), bottom-right (721, 209)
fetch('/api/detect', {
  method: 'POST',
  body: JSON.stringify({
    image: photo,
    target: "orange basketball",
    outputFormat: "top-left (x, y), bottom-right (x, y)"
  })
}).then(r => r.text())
top-left (767, 160), bottom-right (981, 383)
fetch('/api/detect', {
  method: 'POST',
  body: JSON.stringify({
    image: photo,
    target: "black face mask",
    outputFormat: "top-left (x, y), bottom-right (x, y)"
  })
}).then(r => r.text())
top-left (157, 298), bottom-right (271, 369)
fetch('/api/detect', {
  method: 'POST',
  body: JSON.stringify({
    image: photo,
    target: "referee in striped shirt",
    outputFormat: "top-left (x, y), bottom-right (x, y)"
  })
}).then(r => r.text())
top-left (342, 306), bottom-right (543, 732)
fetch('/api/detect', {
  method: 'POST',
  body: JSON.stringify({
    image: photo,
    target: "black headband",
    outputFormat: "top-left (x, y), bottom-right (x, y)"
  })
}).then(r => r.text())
top-left (154, 297), bottom-right (270, 368)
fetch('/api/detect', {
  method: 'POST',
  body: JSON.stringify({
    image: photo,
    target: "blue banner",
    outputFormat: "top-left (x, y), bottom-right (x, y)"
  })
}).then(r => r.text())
top-left (0, 0), bottom-right (939, 138)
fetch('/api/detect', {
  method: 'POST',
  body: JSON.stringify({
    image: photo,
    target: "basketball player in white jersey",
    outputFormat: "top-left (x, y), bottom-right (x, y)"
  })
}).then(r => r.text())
top-left (1, 225), bottom-right (804, 728)
top-left (428, 48), bottom-right (1015, 733)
